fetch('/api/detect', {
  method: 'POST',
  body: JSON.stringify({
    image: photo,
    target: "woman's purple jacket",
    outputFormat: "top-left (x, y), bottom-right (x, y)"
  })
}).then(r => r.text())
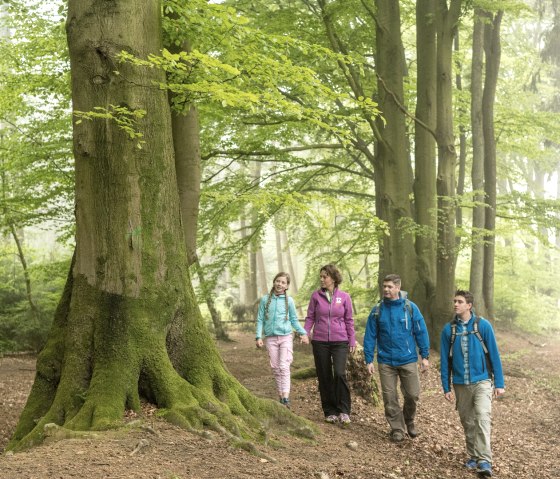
top-left (304, 288), bottom-right (356, 346)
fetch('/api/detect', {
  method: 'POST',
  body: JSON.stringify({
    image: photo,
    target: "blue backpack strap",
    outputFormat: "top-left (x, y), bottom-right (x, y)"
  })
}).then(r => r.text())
top-left (472, 317), bottom-right (493, 379)
top-left (448, 319), bottom-right (458, 387)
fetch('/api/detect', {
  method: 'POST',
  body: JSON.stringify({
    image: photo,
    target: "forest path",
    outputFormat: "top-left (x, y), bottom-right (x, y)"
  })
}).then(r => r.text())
top-left (0, 328), bottom-right (559, 479)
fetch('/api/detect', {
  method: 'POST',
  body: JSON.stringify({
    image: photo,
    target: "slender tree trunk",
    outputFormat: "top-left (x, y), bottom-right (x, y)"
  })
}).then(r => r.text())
top-left (281, 230), bottom-right (298, 295)
top-left (9, 0), bottom-right (298, 451)
top-left (256, 247), bottom-right (268, 295)
top-left (414, 0), bottom-right (437, 315)
top-left (469, 9), bottom-right (486, 314)
top-left (432, 0), bottom-right (462, 346)
top-left (8, 223), bottom-right (40, 317)
top-left (455, 30), bottom-right (467, 256)
top-left (482, 10), bottom-right (503, 320)
top-left (374, 0), bottom-right (418, 294)
top-left (275, 226), bottom-right (285, 272)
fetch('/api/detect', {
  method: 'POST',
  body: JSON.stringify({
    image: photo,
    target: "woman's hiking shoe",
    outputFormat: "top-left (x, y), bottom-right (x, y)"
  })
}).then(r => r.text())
top-left (477, 461), bottom-right (492, 477)
top-left (325, 415), bottom-right (338, 424)
top-left (339, 413), bottom-right (351, 425)
top-left (280, 398), bottom-right (291, 408)
top-left (390, 430), bottom-right (405, 443)
top-left (465, 458), bottom-right (478, 470)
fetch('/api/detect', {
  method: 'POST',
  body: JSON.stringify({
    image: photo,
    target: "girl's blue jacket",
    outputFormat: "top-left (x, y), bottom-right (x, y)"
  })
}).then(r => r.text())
top-left (255, 294), bottom-right (307, 339)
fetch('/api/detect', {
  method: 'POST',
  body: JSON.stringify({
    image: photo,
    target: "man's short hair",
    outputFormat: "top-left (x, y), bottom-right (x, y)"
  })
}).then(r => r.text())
top-left (383, 274), bottom-right (401, 286)
top-left (455, 289), bottom-right (474, 305)
top-left (320, 264), bottom-right (343, 287)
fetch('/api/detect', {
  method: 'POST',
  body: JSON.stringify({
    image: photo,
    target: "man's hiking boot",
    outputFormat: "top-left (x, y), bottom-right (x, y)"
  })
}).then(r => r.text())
top-left (406, 423), bottom-right (418, 438)
top-left (325, 415), bottom-right (338, 424)
top-left (465, 458), bottom-right (478, 470)
top-left (339, 413), bottom-right (351, 425)
top-left (390, 430), bottom-right (404, 443)
top-left (477, 461), bottom-right (492, 477)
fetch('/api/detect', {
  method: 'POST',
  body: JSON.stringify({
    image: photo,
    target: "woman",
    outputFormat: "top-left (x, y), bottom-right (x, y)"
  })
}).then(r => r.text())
top-left (304, 264), bottom-right (356, 424)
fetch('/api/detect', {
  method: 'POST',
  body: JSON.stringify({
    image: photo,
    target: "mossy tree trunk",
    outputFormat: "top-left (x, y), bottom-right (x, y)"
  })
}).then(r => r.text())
top-left (8, 0), bottom-right (301, 451)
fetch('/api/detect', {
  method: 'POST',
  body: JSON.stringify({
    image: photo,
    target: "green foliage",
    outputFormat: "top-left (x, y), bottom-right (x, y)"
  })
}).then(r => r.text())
top-left (0, 242), bottom-right (70, 353)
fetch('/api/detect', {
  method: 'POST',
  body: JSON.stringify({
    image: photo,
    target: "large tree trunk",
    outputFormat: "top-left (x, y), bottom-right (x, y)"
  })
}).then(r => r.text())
top-left (469, 9), bottom-right (486, 314)
top-left (9, 0), bottom-right (301, 451)
top-left (482, 10), bottom-right (503, 320)
top-left (413, 0), bottom-right (437, 317)
top-left (432, 0), bottom-right (462, 346)
top-left (374, 0), bottom-right (418, 293)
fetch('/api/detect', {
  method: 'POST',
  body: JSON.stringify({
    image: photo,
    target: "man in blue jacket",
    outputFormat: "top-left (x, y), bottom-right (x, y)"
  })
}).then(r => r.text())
top-left (364, 274), bottom-right (430, 443)
top-left (440, 290), bottom-right (505, 478)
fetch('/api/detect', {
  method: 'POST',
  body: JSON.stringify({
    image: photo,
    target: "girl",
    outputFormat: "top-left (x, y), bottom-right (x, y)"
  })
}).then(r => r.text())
top-left (256, 272), bottom-right (309, 408)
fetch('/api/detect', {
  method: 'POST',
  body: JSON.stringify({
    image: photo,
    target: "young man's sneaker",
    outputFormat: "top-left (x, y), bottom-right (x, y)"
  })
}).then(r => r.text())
top-left (325, 415), bottom-right (338, 424)
top-left (465, 458), bottom-right (478, 470)
top-left (339, 413), bottom-right (351, 425)
top-left (477, 461), bottom-right (492, 477)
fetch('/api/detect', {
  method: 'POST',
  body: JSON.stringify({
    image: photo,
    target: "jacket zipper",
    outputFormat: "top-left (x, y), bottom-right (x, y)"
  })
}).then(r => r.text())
top-left (327, 290), bottom-right (334, 341)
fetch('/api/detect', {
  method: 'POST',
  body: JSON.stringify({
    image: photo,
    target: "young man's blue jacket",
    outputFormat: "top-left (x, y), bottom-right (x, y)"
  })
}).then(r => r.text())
top-left (440, 313), bottom-right (505, 393)
top-left (363, 293), bottom-right (430, 367)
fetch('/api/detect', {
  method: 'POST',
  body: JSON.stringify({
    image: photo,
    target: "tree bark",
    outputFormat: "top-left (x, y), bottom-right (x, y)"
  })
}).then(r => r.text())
top-left (281, 230), bottom-right (299, 295)
top-left (482, 10), bottom-right (503, 320)
top-left (275, 225), bottom-right (285, 272)
top-left (469, 9), bottom-right (486, 314)
top-left (9, 0), bottom-right (302, 451)
top-left (432, 0), bottom-right (462, 345)
top-left (373, 0), bottom-right (418, 294)
top-left (414, 0), bottom-right (437, 315)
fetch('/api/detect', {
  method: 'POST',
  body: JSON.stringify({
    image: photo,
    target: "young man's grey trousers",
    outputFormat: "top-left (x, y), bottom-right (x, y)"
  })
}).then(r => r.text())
top-left (454, 379), bottom-right (493, 464)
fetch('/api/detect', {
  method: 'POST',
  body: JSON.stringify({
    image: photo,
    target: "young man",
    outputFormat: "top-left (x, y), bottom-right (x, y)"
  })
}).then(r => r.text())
top-left (363, 274), bottom-right (430, 442)
top-left (440, 290), bottom-right (505, 477)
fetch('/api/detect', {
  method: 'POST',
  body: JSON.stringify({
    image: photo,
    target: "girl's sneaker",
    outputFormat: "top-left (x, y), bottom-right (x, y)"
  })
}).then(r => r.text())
top-left (325, 415), bottom-right (338, 423)
top-left (280, 397), bottom-right (291, 408)
top-left (339, 413), bottom-right (351, 425)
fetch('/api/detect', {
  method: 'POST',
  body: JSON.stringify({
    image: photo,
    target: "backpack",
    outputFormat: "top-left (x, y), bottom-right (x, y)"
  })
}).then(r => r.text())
top-left (448, 316), bottom-right (493, 387)
top-left (372, 297), bottom-right (413, 327)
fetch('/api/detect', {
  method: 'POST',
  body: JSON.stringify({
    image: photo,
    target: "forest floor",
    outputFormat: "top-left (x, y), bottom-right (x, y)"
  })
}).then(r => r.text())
top-left (1, 327), bottom-right (559, 479)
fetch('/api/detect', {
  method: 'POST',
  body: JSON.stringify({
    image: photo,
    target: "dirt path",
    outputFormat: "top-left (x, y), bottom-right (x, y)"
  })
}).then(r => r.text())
top-left (0, 329), bottom-right (559, 479)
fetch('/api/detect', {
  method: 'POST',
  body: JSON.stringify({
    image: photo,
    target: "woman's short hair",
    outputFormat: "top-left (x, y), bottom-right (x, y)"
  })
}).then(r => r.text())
top-left (320, 264), bottom-right (343, 287)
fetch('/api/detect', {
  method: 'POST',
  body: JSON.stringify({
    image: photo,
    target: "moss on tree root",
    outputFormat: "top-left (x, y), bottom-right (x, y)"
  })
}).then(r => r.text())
top-left (7, 277), bottom-right (316, 452)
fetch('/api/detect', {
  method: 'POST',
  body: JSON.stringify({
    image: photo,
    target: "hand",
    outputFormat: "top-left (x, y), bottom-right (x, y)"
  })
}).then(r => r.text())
top-left (256, 339), bottom-right (264, 349)
top-left (494, 387), bottom-right (505, 398)
top-left (349, 345), bottom-right (356, 354)
top-left (366, 362), bottom-right (375, 375)
top-left (300, 335), bottom-right (309, 345)
top-left (420, 358), bottom-right (430, 373)
top-left (444, 391), bottom-right (454, 402)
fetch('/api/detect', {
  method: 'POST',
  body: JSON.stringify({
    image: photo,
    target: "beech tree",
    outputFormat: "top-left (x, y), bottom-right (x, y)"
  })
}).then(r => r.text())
top-left (8, 0), bottom-right (307, 451)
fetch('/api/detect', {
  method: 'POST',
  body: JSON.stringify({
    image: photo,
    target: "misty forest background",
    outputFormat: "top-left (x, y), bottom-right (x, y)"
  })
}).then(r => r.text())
top-left (0, 0), bottom-right (559, 356)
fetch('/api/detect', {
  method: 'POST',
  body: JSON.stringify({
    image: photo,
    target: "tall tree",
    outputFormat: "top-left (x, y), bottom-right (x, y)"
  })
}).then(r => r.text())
top-left (373, 0), bottom-right (418, 292)
top-left (432, 0), bottom-right (462, 338)
top-left (482, 9), bottom-right (504, 319)
top-left (9, 0), bottom-right (301, 451)
top-left (469, 9), bottom-right (486, 312)
top-left (414, 0), bottom-right (438, 313)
